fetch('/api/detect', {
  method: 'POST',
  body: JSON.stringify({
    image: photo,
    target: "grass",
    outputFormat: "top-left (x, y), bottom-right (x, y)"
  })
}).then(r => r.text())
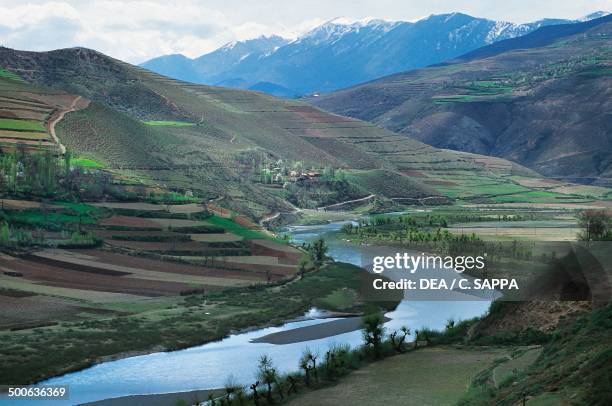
top-left (314, 288), bottom-right (359, 311)
top-left (287, 347), bottom-right (509, 406)
top-left (71, 157), bottom-right (105, 168)
top-left (143, 120), bottom-right (196, 126)
top-left (5, 209), bottom-right (98, 229)
top-left (0, 118), bottom-right (46, 132)
top-left (0, 69), bottom-right (24, 83)
top-left (55, 201), bottom-right (102, 215)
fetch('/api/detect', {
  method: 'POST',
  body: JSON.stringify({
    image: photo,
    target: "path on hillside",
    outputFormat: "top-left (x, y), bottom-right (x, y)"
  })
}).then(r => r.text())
top-left (317, 194), bottom-right (376, 211)
top-left (48, 95), bottom-right (84, 154)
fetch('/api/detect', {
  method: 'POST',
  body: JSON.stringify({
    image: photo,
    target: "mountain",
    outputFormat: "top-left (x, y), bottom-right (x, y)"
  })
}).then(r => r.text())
top-left (142, 35), bottom-right (289, 92)
top-left (309, 14), bottom-right (612, 186)
top-left (1, 45), bottom-right (559, 219)
top-left (139, 13), bottom-right (593, 97)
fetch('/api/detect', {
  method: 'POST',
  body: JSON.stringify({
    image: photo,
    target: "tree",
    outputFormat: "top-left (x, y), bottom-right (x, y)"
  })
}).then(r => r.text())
top-left (362, 312), bottom-right (385, 358)
top-left (299, 351), bottom-right (314, 386)
top-left (297, 255), bottom-right (310, 278)
top-left (257, 355), bottom-right (278, 402)
top-left (446, 319), bottom-right (455, 330)
top-left (249, 382), bottom-right (260, 406)
top-left (578, 210), bottom-right (611, 241)
top-left (389, 326), bottom-right (410, 353)
top-left (308, 238), bottom-right (328, 269)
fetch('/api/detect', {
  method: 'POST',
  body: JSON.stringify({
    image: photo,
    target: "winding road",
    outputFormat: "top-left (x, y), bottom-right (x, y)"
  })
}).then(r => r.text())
top-left (47, 95), bottom-right (85, 154)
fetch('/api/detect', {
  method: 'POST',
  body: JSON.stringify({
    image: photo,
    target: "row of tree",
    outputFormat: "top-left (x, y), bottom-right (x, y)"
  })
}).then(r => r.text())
top-left (206, 312), bottom-right (424, 406)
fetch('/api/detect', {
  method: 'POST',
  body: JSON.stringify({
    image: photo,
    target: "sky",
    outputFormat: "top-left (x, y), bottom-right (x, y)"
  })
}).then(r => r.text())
top-left (0, 0), bottom-right (609, 63)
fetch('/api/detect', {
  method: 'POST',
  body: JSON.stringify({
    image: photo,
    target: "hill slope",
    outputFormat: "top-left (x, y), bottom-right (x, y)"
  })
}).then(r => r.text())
top-left (1, 46), bottom-right (605, 218)
top-left (309, 14), bottom-right (612, 186)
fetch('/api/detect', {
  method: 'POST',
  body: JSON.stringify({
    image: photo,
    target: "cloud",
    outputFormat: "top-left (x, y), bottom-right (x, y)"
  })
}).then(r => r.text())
top-left (0, 0), bottom-right (606, 63)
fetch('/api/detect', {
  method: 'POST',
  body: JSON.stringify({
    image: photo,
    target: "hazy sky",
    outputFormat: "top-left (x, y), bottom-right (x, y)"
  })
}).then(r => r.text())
top-left (0, 0), bottom-right (609, 63)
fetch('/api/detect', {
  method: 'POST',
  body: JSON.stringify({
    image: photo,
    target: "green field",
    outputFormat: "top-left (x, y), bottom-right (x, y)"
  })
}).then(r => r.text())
top-left (71, 157), bottom-right (105, 168)
top-left (0, 68), bottom-right (24, 82)
top-left (204, 215), bottom-right (279, 241)
top-left (0, 118), bottom-right (46, 132)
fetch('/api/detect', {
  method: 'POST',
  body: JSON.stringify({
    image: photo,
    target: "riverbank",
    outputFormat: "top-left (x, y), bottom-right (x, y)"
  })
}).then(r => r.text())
top-left (0, 262), bottom-right (401, 385)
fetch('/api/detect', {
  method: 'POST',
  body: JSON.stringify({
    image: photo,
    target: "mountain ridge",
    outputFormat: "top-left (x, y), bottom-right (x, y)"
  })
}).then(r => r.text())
top-left (140, 12), bottom-right (605, 97)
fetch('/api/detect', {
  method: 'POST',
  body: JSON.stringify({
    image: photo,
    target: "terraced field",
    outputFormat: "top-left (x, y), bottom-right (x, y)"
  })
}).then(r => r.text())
top-left (0, 73), bottom-right (86, 153)
top-left (0, 199), bottom-right (302, 331)
top-left (2, 46), bottom-right (610, 217)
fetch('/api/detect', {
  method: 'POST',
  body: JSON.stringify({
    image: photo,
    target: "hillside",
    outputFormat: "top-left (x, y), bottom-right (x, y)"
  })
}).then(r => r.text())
top-left (140, 13), bottom-right (588, 97)
top-left (1, 46), bottom-right (609, 219)
top-left (310, 14), bottom-right (612, 186)
top-left (0, 48), bottom-right (607, 219)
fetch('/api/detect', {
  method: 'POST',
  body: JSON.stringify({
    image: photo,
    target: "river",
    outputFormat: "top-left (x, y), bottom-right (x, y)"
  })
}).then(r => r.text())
top-left (19, 220), bottom-right (491, 405)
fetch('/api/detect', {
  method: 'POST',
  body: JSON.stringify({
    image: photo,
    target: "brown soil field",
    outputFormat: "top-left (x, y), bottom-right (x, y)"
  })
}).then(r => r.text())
top-left (91, 202), bottom-right (165, 211)
top-left (194, 255), bottom-right (298, 277)
top-left (168, 203), bottom-right (206, 214)
top-left (249, 239), bottom-right (303, 262)
top-left (189, 233), bottom-right (242, 242)
top-left (0, 275), bottom-right (143, 302)
top-left (98, 215), bottom-right (162, 229)
top-left (94, 230), bottom-right (184, 239)
top-left (0, 130), bottom-right (49, 140)
top-left (207, 204), bottom-right (231, 217)
top-left (0, 256), bottom-right (194, 296)
top-left (515, 178), bottom-right (564, 189)
top-left (36, 249), bottom-right (266, 281)
top-left (0, 199), bottom-right (61, 210)
top-left (0, 293), bottom-right (121, 330)
top-left (233, 215), bottom-right (259, 229)
top-left (147, 218), bottom-right (209, 229)
top-left (105, 239), bottom-right (212, 252)
top-left (550, 184), bottom-right (611, 197)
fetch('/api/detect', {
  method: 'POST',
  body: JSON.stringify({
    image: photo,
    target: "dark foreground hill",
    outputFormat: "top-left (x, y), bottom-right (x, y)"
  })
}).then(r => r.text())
top-left (310, 15), bottom-right (612, 186)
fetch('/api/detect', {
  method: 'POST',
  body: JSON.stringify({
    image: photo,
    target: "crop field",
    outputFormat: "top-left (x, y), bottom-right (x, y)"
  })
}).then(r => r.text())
top-left (0, 68), bottom-right (24, 82)
top-left (287, 347), bottom-right (509, 406)
top-left (0, 130), bottom-right (50, 140)
top-left (99, 215), bottom-right (162, 229)
top-left (71, 157), bottom-right (105, 168)
top-left (0, 290), bottom-right (125, 330)
top-left (189, 233), bottom-right (243, 242)
top-left (447, 226), bottom-right (579, 241)
top-left (0, 199), bottom-right (62, 210)
top-left (0, 118), bottom-right (46, 132)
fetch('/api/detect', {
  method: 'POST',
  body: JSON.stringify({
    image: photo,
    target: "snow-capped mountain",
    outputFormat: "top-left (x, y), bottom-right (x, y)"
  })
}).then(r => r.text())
top-left (141, 11), bottom-right (608, 97)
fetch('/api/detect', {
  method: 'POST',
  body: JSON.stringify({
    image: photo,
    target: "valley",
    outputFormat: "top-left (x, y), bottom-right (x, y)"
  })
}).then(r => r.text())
top-left (0, 8), bottom-right (610, 406)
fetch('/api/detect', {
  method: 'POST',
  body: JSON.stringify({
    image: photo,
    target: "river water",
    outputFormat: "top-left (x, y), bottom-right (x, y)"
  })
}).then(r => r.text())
top-left (21, 220), bottom-right (490, 405)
